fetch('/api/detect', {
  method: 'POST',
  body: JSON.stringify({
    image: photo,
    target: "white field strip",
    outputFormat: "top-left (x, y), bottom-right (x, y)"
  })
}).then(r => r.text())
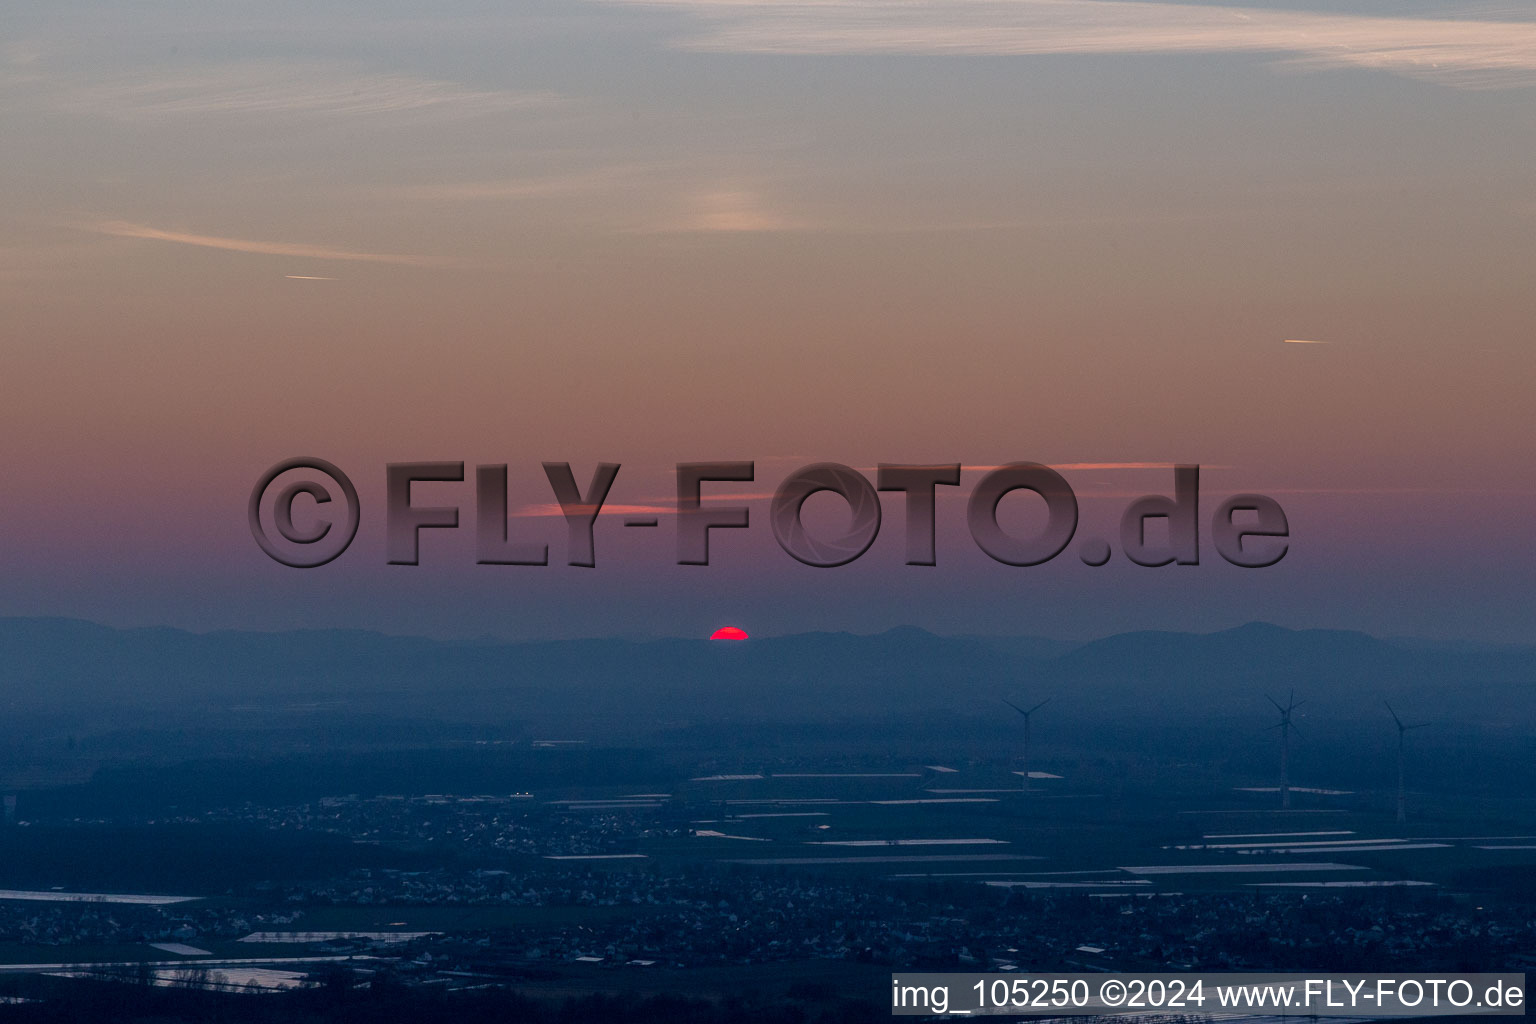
top-left (547, 801), bottom-right (663, 808)
top-left (0, 955), bottom-right (387, 975)
top-left (809, 838), bottom-right (1008, 846)
top-left (985, 880), bottom-right (1152, 889)
top-left (0, 890), bottom-right (199, 905)
top-left (1236, 843), bottom-right (1448, 854)
top-left (887, 869), bottom-right (1124, 879)
top-left (1171, 838), bottom-right (1407, 850)
top-left (724, 853), bottom-right (1040, 865)
top-left (732, 812), bottom-right (830, 818)
top-left (870, 798), bottom-right (999, 805)
top-left (1204, 830), bottom-right (1354, 839)
top-left (1122, 862), bottom-right (1368, 875)
top-left (239, 931), bottom-right (436, 943)
top-left (771, 773), bottom-right (920, 778)
top-left (1249, 880), bottom-right (1437, 889)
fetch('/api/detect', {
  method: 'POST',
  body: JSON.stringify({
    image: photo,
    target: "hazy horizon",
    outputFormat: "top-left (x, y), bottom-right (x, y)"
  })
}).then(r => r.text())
top-left (4, 612), bottom-right (1530, 651)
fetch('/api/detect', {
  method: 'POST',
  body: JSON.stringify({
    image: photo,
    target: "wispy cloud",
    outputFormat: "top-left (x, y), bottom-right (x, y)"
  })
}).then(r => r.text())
top-left (370, 167), bottom-right (823, 236)
top-left (54, 63), bottom-right (557, 121)
top-left (88, 221), bottom-right (424, 266)
top-left (512, 502), bottom-right (683, 518)
top-left (601, 0), bottom-right (1536, 88)
top-left (641, 188), bottom-right (808, 233)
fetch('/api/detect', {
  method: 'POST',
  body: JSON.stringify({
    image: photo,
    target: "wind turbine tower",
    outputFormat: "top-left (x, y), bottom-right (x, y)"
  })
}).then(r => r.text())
top-left (1266, 691), bottom-right (1303, 809)
top-left (1385, 701), bottom-right (1429, 824)
top-left (1003, 698), bottom-right (1050, 793)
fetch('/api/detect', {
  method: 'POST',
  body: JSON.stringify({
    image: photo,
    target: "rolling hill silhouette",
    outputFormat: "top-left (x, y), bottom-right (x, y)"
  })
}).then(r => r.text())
top-left (0, 617), bottom-right (1529, 727)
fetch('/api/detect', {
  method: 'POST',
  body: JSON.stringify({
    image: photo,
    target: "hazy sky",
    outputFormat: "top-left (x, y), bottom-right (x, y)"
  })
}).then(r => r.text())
top-left (1, 0), bottom-right (1533, 642)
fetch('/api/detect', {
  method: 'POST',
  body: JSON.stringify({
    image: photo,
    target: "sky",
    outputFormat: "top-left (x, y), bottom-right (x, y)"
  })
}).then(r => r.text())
top-left (0, 0), bottom-right (1533, 642)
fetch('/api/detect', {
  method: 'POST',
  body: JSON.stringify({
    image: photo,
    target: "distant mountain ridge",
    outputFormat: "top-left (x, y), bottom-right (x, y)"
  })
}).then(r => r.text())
top-left (0, 617), bottom-right (1531, 728)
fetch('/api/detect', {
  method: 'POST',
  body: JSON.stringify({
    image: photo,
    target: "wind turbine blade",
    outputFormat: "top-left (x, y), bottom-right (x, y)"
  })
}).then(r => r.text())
top-left (1265, 694), bottom-right (1285, 714)
top-left (1027, 698), bottom-right (1051, 715)
top-left (1002, 699), bottom-right (1028, 717)
top-left (1384, 700), bottom-right (1403, 729)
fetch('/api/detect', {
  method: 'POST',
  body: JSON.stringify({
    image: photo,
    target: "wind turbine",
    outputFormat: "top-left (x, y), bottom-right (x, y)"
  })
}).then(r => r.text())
top-left (1265, 691), bottom-right (1303, 809)
top-left (1384, 701), bottom-right (1430, 824)
top-left (1003, 698), bottom-right (1050, 793)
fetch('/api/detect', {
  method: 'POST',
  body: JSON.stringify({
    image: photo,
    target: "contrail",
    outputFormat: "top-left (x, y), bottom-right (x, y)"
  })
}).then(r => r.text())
top-left (89, 221), bottom-right (424, 266)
